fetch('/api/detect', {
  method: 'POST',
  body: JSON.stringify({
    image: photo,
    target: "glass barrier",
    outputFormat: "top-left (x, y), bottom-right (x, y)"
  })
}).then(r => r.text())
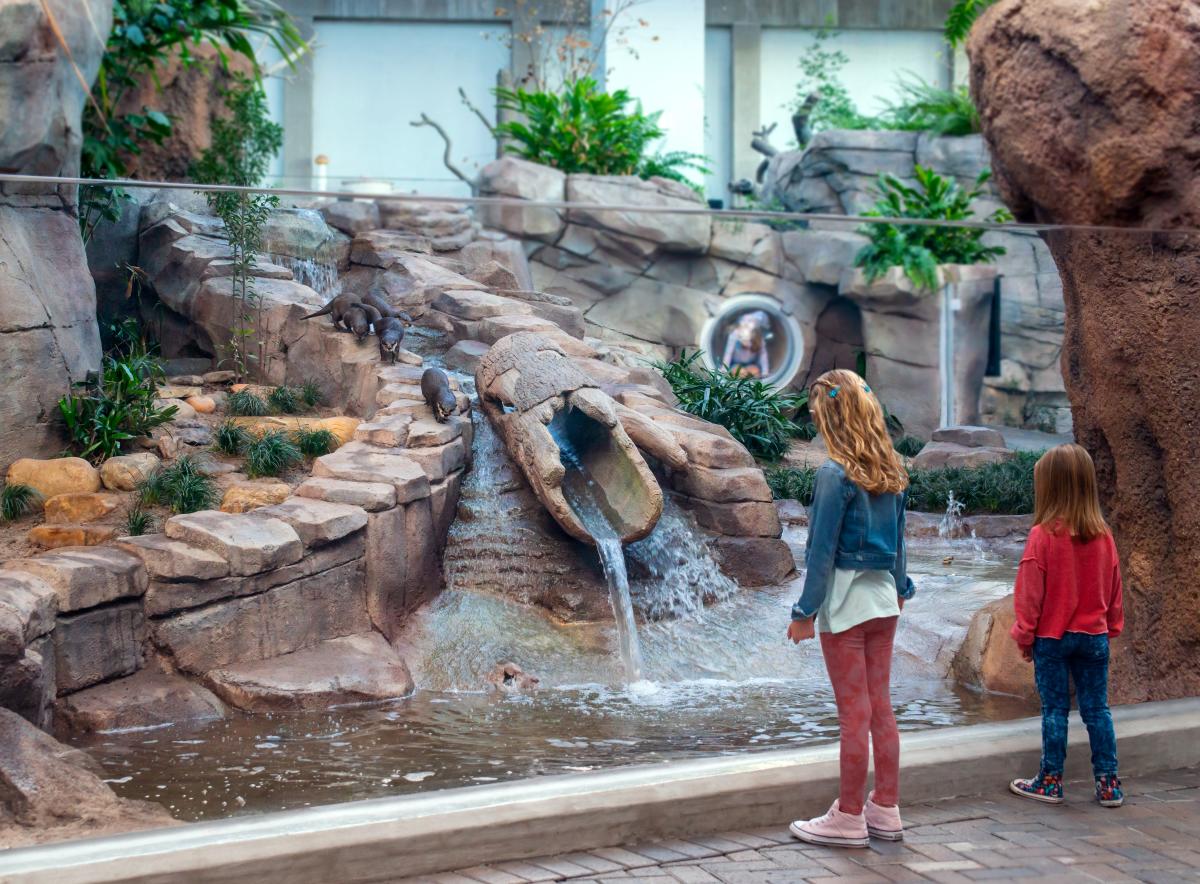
top-left (0, 174), bottom-right (1181, 832)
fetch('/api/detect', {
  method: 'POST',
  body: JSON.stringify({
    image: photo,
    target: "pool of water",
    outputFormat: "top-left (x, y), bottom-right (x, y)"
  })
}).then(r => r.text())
top-left (73, 534), bottom-right (1029, 822)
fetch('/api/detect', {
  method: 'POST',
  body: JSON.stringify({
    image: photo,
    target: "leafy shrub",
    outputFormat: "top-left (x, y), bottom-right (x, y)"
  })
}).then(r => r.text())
top-left (906, 450), bottom-right (1039, 515)
top-left (493, 78), bottom-right (708, 187)
top-left (80, 0), bottom-right (303, 240)
top-left (267, 385), bottom-right (301, 414)
top-left (894, 436), bottom-right (927, 458)
top-left (1, 484), bottom-right (42, 523)
top-left (878, 77), bottom-right (980, 136)
top-left (245, 431), bottom-right (302, 478)
top-left (214, 420), bottom-right (252, 456)
top-left (945, 0), bottom-right (998, 46)
top-left (655, 351), bottom-right (811, 461)
top-left (124, 503), bottom-right (153, 537)
top-left (228, 389), bottom-right (269, 417)
top-left (766, 467), bottom-right (817, 506)
top-left (58, 348), bottom-right (178, 464)
top-left (140, 456), bottom-right (218, 514)
top-left (767, 451), bottom-right (1038, 515)
top-left (299, 380), bottom-right (323, 409)
top-left (789, 29), bottom-right (876, 137)
top-left (292, 427), bottom-right (337, 458)
top-left (855, 166), bottom-right (1013, 291)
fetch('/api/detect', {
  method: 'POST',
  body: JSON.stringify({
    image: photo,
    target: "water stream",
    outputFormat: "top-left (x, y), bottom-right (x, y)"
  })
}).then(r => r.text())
top-left (268, 254), bottom-right (341, 299)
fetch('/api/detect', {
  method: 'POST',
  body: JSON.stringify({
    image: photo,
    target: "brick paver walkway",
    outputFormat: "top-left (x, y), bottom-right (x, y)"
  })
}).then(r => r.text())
top-left (430, 768), bottom-right (1200, 883)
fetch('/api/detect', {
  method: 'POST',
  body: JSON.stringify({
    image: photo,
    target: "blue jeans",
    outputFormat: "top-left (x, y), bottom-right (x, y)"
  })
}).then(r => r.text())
top-left (1033, 633), bottom-right (1118, 778)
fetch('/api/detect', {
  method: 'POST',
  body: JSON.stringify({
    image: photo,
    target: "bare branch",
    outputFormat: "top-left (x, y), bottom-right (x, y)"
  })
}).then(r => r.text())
top-left (751, 122), bottom-right (779, 159)
top-left (459, 87), bottom-right (495, 136)
top-left (411, 113), bottom-right (476, 193)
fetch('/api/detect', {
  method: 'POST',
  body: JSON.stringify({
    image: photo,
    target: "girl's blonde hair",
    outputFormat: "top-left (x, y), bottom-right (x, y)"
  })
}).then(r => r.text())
top-left (1033, 443), bottom-right (1108, 541)
top-left (809, 368), bottom-right (908, 495)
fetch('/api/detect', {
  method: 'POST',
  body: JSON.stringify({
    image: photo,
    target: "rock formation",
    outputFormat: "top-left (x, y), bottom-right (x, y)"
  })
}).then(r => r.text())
top-left (970, 0), bottom-right (1200, 700)
top-left (0, 0), bottom-right (108, 465)
top-left (476, 333), bottom-right (680, 544)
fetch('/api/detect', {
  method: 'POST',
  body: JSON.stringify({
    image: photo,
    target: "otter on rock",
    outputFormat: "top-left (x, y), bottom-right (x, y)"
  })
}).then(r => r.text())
top-left (300, 291), bottom-right (361, 327)
top-left (377, 315), bottom-right (406, 363)
top-left (421, 367), bottom-right (456, 422)
top-left (341, 303), bottom-right (382, 342)
top-left (362, 288), bottom-right (412, 323)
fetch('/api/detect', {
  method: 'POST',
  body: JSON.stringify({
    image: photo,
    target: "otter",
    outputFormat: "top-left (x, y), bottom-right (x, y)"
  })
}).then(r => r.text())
top-left (300, 291), bottom-right (360, 326)
top-left (420, 367), bottom-right (457, 422)
top-left (377, 315), bottom-right (406, 363)
top-left (484, 661), bottom-right (540, 693)
top-left (362, 288), bottom-right (412, 322)
top-left (341, 303), bottom-right (382, 342)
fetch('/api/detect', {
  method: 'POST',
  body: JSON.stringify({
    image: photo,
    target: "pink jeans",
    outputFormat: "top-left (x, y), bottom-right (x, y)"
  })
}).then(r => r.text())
top-left (819, 615), bottom-right (900, 815)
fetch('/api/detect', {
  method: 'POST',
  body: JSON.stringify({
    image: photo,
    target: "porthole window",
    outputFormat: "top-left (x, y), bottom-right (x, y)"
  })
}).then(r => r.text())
top-left (699, 294), bottom-right (805, 391)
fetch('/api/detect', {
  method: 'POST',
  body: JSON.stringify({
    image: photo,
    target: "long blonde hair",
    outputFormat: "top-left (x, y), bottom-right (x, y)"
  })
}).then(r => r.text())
top-left (1033, 443), bottom-right (1108, 541)
top-left (809, 369), bottom-right (908, 495)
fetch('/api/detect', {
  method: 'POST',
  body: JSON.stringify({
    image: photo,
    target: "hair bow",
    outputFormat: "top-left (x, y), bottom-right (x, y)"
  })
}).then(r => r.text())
top-left (828, 386), bottom-right (840, 398)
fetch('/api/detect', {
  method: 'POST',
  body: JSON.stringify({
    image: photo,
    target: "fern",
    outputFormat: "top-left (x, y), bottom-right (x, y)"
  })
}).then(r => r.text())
top-left (945, 0), bottom-right (998, 46)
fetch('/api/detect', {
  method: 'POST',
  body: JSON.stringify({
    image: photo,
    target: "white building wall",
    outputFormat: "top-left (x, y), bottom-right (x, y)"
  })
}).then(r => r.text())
top-left (601, 0), bottom-right (707, 182)
top-left (759, 28), bottom-right (949, 150)
top-left (704, 26), bottom-right (732, 205)
top-left (311, 21), bottom-right (509, 196)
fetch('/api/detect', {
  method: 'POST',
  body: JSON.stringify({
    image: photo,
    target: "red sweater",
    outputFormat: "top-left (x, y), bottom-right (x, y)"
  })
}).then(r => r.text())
top-left (1010, 524), bottom-right (1124, 648)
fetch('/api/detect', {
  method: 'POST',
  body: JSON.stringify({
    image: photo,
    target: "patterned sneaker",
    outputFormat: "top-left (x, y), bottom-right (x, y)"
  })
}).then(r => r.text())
top-left (1009, 771), bottom-right (1064, 804)
top-left (1095, 774), bottom-right (1124, 807)
top-left (789, 799), bottom-right (870, 848)
top-left (865, 791), bottom-right (904, 841)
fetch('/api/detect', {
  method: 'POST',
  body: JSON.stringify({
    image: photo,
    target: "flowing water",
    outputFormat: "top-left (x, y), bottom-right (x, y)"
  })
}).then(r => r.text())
top-left (69, 383), bottom-right (1033, 823)
top-left (268, 254), bottom-right (341, 299)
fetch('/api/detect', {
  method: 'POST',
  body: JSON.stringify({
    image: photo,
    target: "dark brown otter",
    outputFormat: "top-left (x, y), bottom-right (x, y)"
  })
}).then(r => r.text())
top-left (341, 303), bottom-right (382, 342)
top-left (300, 291), bottom-right (360, 326)
top-left (420, 367), bottom-right (457, 422)
top-left (377, 315), bottom-right (406, 363)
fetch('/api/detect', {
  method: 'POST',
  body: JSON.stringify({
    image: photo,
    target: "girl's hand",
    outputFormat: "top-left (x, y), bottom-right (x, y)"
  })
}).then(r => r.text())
top-left (898, 596), bottom-right (905, 611)
top-left (1019, 644), bottom-right (1033, 663)
top-left (787, 619), bottom-right (816, 643)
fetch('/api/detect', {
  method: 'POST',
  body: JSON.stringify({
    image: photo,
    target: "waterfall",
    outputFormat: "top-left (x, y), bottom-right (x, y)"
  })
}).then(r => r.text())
top-left (628, 501), bottom-right (737, 621)
top-left (268, 254), bottom-right (341, 299)
top-left (554, 424), bottom-right (646, 683)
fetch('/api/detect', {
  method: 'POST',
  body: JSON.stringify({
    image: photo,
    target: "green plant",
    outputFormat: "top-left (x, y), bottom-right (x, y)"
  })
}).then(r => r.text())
top-left (855, 166), bottom-right (1013, 291)
top-left (906, 450), bottom-right (1039, 514)
top-left (638, 150), bottom-right (712, 192)
top-left (894, 436), bottom-right (927, 458)
top-left (655, 351), bottom-right (812, 461)
top-left (190, 75), bottom-right (283, 381)
top-left (80, 0), bottom-right (303, 241)
top-left (945, 0), bottom-right (998, 46)
top-left (292, 427), bottom-right (337, 458)
top-left (228, 389), bottom-right (269, 417)
top-left (140, 456), bottom-right (219, 514)
top-left (58, 340), bottom-right (178, 463)
top-left (245, 431), bottom-right (302, 478)
top-left (299, 380), bottom-right (323, 409)
top-left (1, 484), bottom-right (42, 523)
top-left (214, 420), bottom-right (252, 455)
top-left (493, 78), bottom-right (708, 186)
top-left (267, 385), bottom-right (301, 414)
top-left (767, 451), bottom-right (1038, 515)
top-left (789, 29), bottom-right (876, 138)
top-left (878, 77), bottom-right (980, 136)
top-left (766, 467), bottom-right (817, 506)
top-left (124, 503), bottom-right (154, 537)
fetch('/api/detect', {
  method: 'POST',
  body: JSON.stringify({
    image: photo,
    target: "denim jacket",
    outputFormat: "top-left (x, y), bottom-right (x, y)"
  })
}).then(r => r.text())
top-left (791, 460), bottom-right (915, 620)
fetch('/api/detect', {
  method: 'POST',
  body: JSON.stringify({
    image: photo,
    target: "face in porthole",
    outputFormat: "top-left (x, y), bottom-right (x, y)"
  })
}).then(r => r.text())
top-left (717, 309), bottom-right (779, 379)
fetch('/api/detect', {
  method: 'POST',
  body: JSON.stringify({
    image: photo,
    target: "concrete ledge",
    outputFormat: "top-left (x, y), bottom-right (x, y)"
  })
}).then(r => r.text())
top-left (3, 698), bottom-right (1199, 883)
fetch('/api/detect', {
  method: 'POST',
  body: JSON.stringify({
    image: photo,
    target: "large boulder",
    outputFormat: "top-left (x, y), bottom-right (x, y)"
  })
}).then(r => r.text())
top-left (566, 174), bottom-right (712, 254)
top-left (951, 595), bottom-right (1037, 703)
top-left (970, 0), bottom-right (1200, 700)
top-left (0, 708), bottom-right (175, 847)
top-left (477, 157), bottom-right (566, 240)
top-left (0, 0), bottom-right (110, 466)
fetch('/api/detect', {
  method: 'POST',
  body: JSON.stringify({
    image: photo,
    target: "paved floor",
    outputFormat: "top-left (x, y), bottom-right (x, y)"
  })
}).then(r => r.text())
top-left (428, 767), bottom-right (1200, 883)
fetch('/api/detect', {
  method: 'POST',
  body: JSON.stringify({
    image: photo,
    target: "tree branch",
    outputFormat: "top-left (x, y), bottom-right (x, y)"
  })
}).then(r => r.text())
top-left (411, 113), bottom-right (475, 193)
top-left (459, 87), bottom-right (495, 136)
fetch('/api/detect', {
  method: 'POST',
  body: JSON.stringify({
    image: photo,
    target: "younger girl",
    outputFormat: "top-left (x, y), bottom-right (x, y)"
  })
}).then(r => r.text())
top-left (787, 369), bottom-right (914, 848)
top-left (1009, 443), bottom-right (1125, 807)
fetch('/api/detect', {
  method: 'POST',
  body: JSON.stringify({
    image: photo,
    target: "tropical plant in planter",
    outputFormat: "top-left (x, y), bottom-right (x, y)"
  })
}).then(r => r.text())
top-left (854, 165), bottom-right (1013, 291)
top-left (493, 78), bottom-right (708, 188)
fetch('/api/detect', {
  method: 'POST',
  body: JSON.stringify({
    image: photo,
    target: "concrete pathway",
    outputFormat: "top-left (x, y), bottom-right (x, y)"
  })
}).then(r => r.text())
top-left (996, 425), bottom-right (1071, 452)
top-left (432, 767), bottom-right (1200, 884)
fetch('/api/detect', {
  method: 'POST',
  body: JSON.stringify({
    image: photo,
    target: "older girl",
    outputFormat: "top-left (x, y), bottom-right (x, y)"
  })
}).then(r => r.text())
top-left (787, 369), bottom-right (914, 848)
